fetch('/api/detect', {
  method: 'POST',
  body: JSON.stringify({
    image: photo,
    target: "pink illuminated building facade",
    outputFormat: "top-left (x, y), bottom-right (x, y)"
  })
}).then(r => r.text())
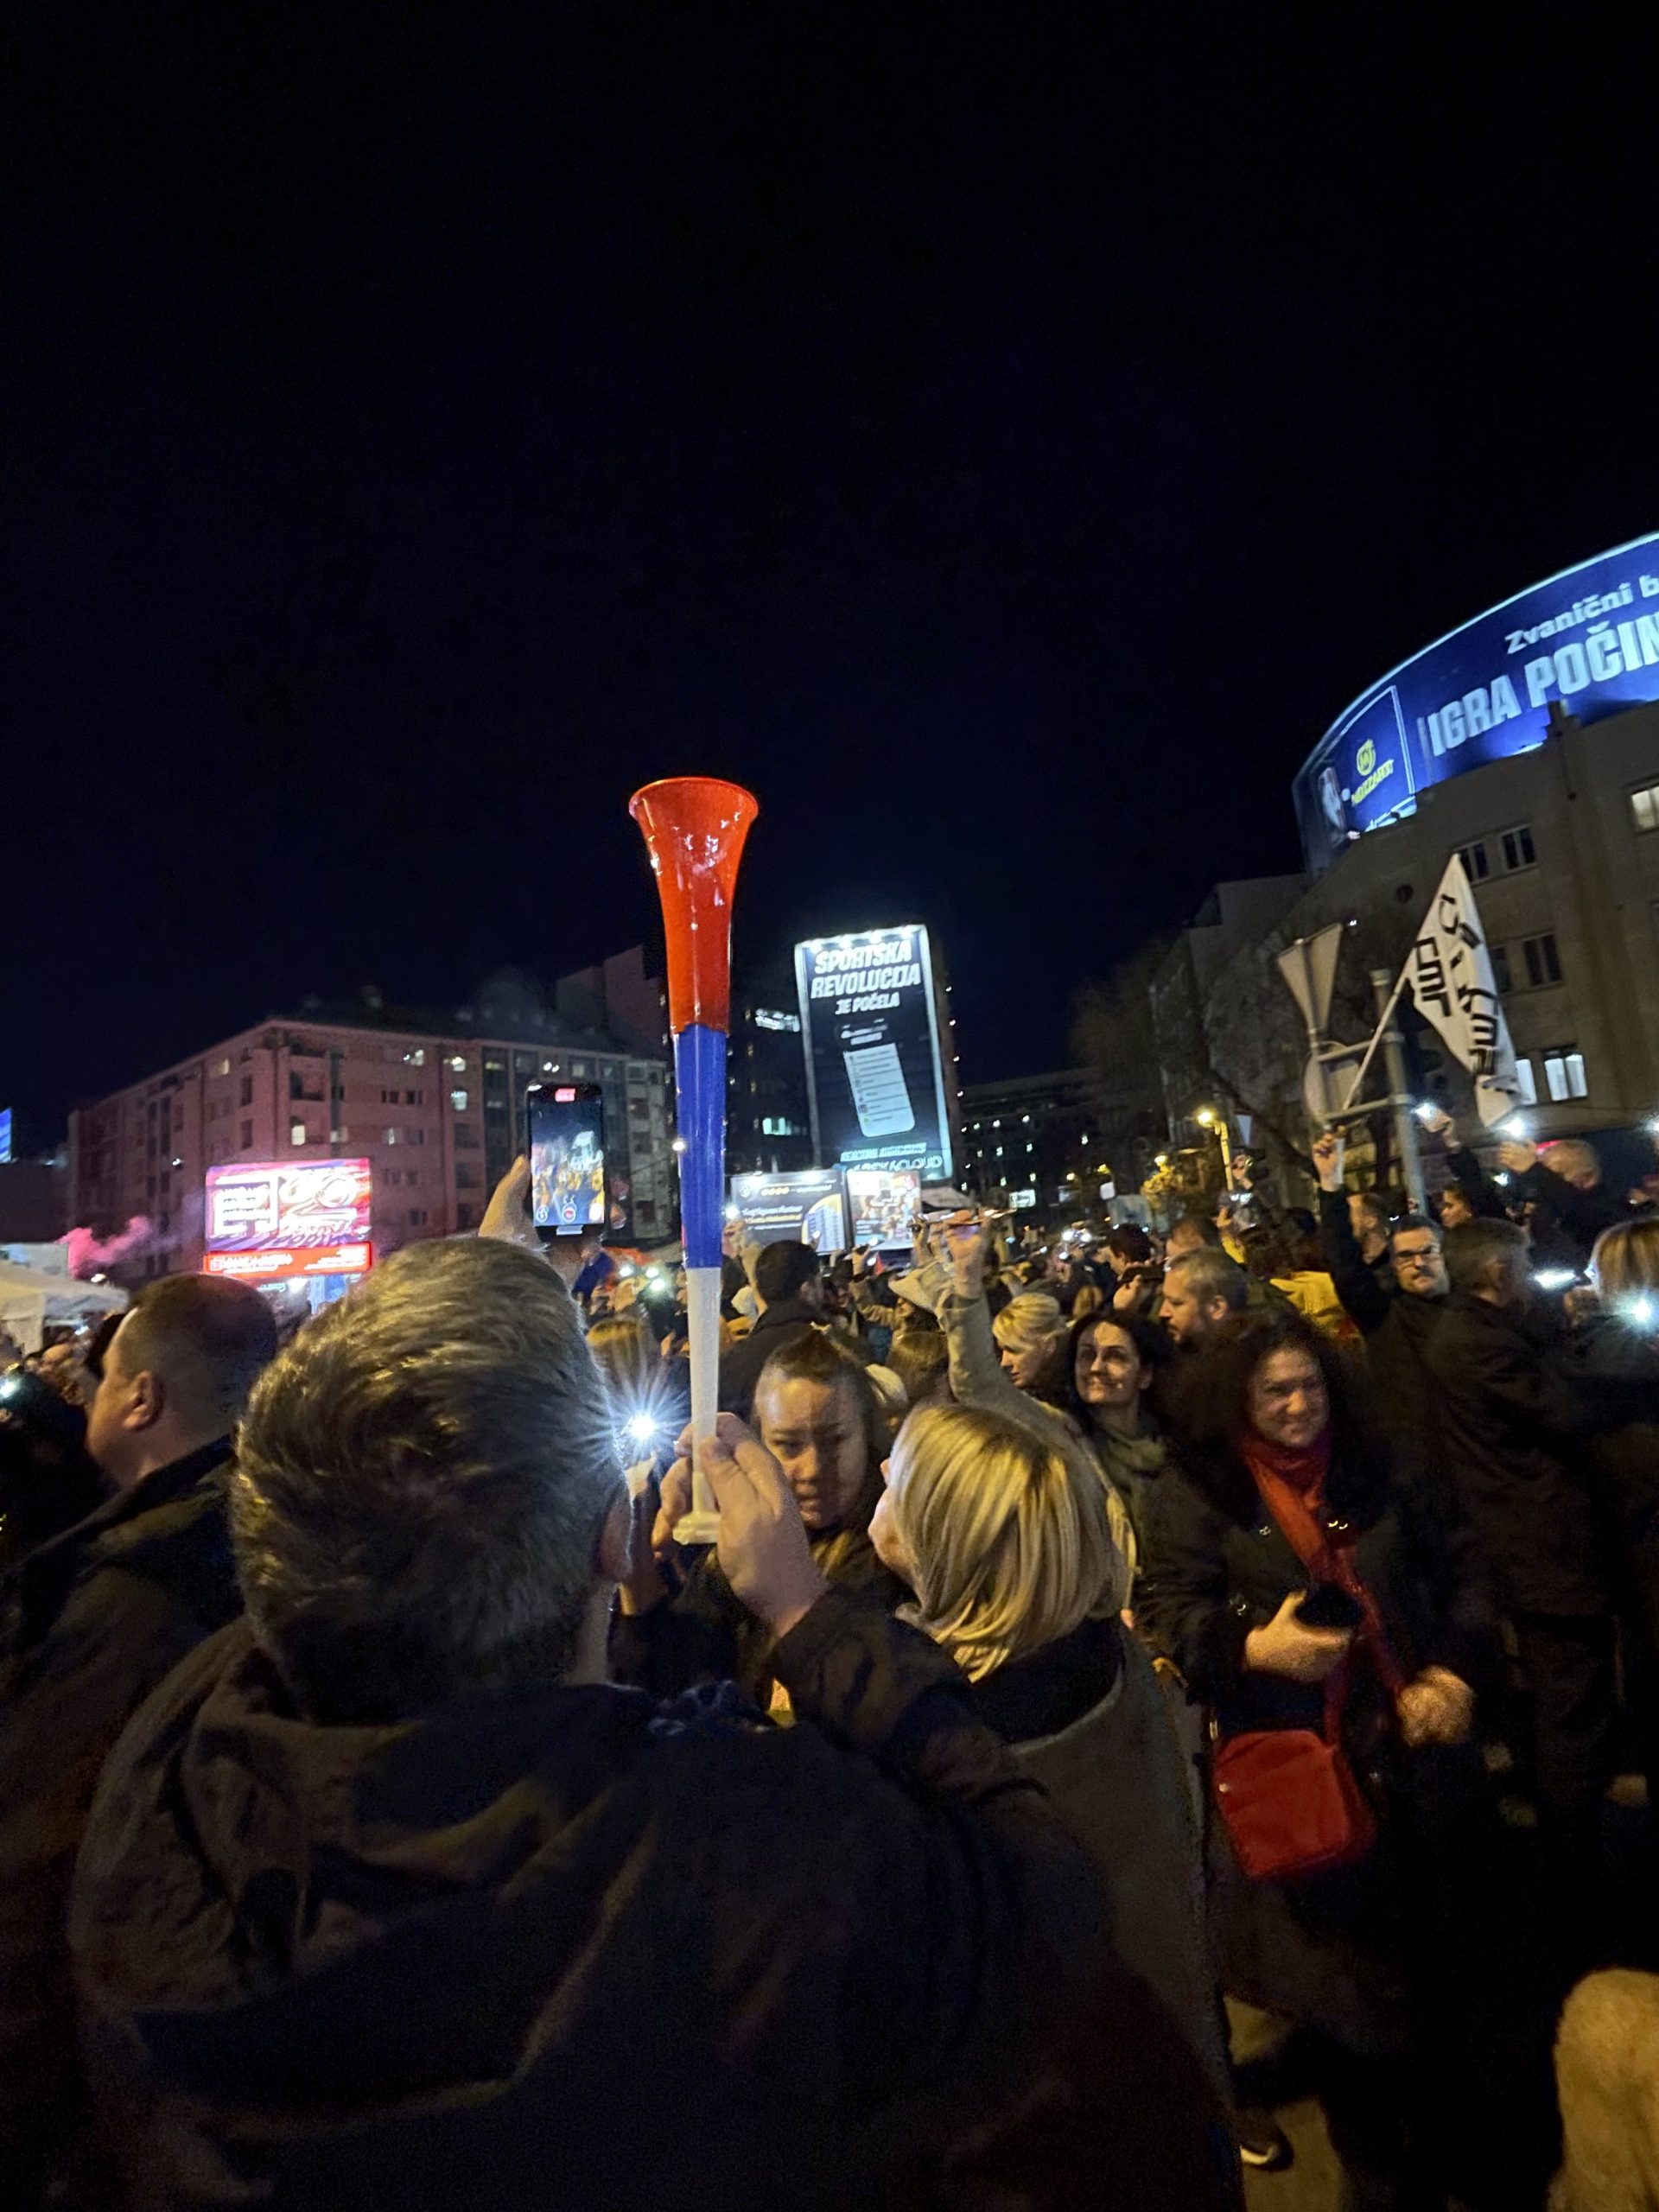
top-left (69, 966), bottom-right (675, 1286)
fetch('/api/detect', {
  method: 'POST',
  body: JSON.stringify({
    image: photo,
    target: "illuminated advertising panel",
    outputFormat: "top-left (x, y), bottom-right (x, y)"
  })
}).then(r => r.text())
top-left (794, 925), bottom-right (954, 1181)
top-left (203, 1159), bottom-right (372, 1281)
top-left (845, 1167), bottom-right (920, 1249)
top-left (1295, 531), bottom-right (1659, 868)
top-left (0, 1109), bottom-right (11, 1163)
top-left (729, 1168), bottom-right (848, 1254)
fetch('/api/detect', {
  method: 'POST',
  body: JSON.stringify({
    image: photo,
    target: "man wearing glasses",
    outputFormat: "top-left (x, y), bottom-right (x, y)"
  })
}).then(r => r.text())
top-left (1313, 1131), bottom-right (1450, 1442)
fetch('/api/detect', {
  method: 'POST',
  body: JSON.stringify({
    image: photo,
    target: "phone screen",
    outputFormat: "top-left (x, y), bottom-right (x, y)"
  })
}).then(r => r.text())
top-left (527, 1084), bottom-right (606, 1235)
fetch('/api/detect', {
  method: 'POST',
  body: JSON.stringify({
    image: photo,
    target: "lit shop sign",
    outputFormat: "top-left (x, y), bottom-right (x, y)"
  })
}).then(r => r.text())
top-left (794, 925), bottom-right (954, 1180)
top-left (204, 1159), bottom-right (372, 1281)
top-left (206, 1243), bottom-right (372, 1281)
top-left (753, 1007), bottom-right (800, 1033)
top-left (1294, 531), bottom-right (1659, 868)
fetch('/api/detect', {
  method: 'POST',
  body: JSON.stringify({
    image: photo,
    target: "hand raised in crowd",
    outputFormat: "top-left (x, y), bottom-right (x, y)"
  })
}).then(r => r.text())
top-left (1497, 1137), bottom-right (1539, 1174)
top-left (1311, 1132), bottom-right (1345, 1193)
top-left (1244, 1592), bottom-right (1353, 1684)
top-left (616, 1469), bottom-right (670, 1616)
top-left (940, 1213), bottom-right (988, 1296)
top-left (1112, 1271), bottom-right (1157, 1317)
top-left (478, 1155), bottom-right (540, 1249)
top-left (1395, 1666), bottom-right (1476, 1750)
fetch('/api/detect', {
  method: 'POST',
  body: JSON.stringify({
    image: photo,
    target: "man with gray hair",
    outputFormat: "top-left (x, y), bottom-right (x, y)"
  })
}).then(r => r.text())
top-left (0, 1272), bottom-right (277, 2207)
top-left (71, 1238), bottom-right (1232, 2211)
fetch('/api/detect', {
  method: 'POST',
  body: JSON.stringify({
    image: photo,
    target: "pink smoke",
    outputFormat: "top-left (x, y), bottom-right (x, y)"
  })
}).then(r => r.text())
top-left (61, 1217), bottom-right (153, 1279)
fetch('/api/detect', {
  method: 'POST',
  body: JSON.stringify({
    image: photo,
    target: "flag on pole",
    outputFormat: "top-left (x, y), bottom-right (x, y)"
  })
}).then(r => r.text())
top-left (1405, 855), bottom-right (1522, 1127)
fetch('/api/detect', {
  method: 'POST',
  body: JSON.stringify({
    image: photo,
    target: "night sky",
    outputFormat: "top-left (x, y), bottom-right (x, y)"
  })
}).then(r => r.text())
top-left (8, 11), bottom-right (1656, 1149)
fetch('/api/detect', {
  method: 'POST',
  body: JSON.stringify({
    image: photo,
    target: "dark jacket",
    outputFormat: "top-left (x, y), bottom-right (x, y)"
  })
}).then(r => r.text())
top-left (0, 1440), bottom-right (238, 2198)
top-left (611, 1523), bottom-right (908, 1706)
top-left (1445, 1144), bottom-right (1510, 1222)
top-left (972, 1618), bottom-right (1235, 2142)
top-left (1149, 1433), bottom-right (1496, 1751)
top-left (71, 1592), bottom-right (1234, 2212)
top-left (1425, 1294), bottom-right (1610, 1616)
top-left (1317, 1188), bottom-right (1447, 1439)
top-left (716, 1295), bottom-right (821, 1418)
top-left (1512, 1160), bottom-right (1630, 1265)
top-left (1145, 1431), bottom-right (1496, 2053)
top-left (1573, 1315), bottom-right (1659, 1554)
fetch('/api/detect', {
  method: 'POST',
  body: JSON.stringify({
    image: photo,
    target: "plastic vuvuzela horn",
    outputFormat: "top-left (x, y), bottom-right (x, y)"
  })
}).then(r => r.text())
top-left (628, 777), bottom-right (759, 1542)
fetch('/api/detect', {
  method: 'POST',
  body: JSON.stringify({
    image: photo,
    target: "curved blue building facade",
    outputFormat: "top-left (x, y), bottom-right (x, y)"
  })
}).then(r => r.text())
top-left (1295, 532), bottom-right (1659, 869)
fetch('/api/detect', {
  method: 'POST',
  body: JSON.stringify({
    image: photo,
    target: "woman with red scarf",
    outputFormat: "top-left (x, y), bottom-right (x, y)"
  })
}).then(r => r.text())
top-left (1146, 1312), bottom-right (1538, 2210)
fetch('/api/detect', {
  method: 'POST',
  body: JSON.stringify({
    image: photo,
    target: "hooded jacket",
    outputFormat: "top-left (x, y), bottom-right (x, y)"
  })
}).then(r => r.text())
top-left (71, 1590), bottom-right (1232, 2212)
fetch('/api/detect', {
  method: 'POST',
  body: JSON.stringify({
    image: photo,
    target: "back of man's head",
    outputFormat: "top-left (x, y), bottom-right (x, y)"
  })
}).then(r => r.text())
top-left (1543, 1139), bottom-right (1602, 1192)
top-left (1164, 1215), bottom-right (1220, 1259)
top-left (90, 1275), bottom-right (278, 1484)
top-left (232, 1240), bottom-right (621, 1724)
top-left (753, 1238), bottom-right (822, 1310)
top-left (1443, 1216), bottom-right (1529, 1302)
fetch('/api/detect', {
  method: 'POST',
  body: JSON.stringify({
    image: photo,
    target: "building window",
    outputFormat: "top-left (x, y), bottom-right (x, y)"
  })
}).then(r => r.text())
top-left (1630, 781), bottom-right (1659, 832)
top-left (450, 1089), bottom-right (468, 1111)
top-left (1459, 842), bottom-right (1490, 881)
top-left (239, 1119), bottom-right (252, 1147)
top-left (403, 1048), bottom-right (426, 1066)
top-left (455, 1164), bottom-right (480, 1191)
top-left (1541, 1047), bottom-right (1588, 1102)
top-left (385, 1128), bottom-right (399, 1145)
top-left (456, 1203), bottom-right (477, 1230)
top-left (454, 1124), bottom-right (479, 1147)
top-left (239, 1076), bottom-right (254, 1106)
top-left (1521, 933), bottom-right (1562, 988)
top-left (213, 1058), bottom-right (231, 1077)
top-left (1491, 945), bottom-right (1513, 995)
top-left (1500, 823), bottom-right (1536, 872)
top-left (290, 1122), bottom-right (307, 1147)
top-left (405, 1089), bottom-right (422, 1106)
top-left (408, 1209), bottom-right (429, 1227)
top-left (448, 1054), bottom-right (467, 1072)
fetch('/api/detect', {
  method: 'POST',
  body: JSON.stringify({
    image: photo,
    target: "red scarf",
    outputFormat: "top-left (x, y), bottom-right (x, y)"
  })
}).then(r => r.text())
top-left (1240, 1432), bottom-right (1406, 1700)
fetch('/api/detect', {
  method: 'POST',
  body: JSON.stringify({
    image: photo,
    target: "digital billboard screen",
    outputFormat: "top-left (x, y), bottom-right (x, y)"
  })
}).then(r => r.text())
top-left (845, 1167), bottom-right (920, 1249)
top-left (729, 1168), bottom-right (848, 1254)
top-left (1295, 531), bottom-right (1659, 868)
top-left (795, 926), bottom-right (953, 1181)
top-left (204, 1159), bottom-right (372, 1281)
top-left (0, 1109), bottom-right (11, 1164)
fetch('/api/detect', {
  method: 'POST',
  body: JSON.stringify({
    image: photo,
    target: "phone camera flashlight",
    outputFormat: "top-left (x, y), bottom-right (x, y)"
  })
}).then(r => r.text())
top-left (625, 1411), bottom-right (661, 1449)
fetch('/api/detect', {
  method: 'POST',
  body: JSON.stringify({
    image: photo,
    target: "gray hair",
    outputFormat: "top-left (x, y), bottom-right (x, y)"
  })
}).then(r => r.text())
top-left (232, 1239), bottom-right (622, 1722)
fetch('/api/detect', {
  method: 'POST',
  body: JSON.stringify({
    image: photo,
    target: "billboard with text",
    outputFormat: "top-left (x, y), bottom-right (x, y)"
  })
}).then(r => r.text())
top-left (794, 925), bottom-right (953, 1181)
top-left (204, 1159), bottom-right (372, 1281)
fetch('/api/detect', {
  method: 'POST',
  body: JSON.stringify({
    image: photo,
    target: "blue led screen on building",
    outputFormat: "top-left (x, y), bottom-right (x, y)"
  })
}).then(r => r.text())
top-left (1295, 532), bottom-right (1659, 868)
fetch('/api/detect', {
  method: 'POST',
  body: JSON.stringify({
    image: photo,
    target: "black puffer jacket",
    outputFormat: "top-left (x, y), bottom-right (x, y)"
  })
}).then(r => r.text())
top-left (71, 1593), bottom-right (1233, 2212)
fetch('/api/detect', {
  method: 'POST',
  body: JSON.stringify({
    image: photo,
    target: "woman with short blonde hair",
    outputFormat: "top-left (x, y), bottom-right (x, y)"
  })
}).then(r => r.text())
top-left (881, 1403), bottom-right (1116, 1679)
top-left (873, 1397), bottom-right (1228, 2127)
top-left (990, 1292), bottom-right (1070, 1405)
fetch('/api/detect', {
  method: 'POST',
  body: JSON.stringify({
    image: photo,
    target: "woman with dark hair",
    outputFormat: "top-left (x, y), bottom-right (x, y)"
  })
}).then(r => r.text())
top-left (1152, 1311), bottom-right (1522, 2207)
top-left (613, 1329), bottom-right (906, 1707)
top-left (1065, 1308), bottom-right (1173, 1592)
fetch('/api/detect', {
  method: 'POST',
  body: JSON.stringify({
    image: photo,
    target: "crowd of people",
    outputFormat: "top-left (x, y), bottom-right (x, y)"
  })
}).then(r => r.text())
top-left (0, 1116), bottom-right (1656, 2209)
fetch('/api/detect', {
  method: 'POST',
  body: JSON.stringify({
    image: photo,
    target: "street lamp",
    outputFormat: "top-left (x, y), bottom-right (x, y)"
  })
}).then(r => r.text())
top-left (1194, 1107), bottom-right (1234, 1191)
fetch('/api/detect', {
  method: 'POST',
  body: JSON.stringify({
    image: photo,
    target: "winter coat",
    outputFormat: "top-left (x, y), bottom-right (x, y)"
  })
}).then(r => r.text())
top-left (1318, 1189), bottom-right (1447, 1441)
top-left (70, 1592), bottom-right (1235, 2212)
top-left (0, 1440), bottom-right (238, 2202)
top-left (716, 1296), bottom-right (822, 1419)
top-left (1424, 1294), bottom-right (1610, 1617)
top-left (1147, 1429), bottom-right (1497, 2052)
top-left (971, 1615), bottom-right (1234, 2137)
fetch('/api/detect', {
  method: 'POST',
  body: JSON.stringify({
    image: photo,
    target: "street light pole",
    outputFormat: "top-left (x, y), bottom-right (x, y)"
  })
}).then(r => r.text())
top-left (1370, 967), bottom-right (1426, 1213)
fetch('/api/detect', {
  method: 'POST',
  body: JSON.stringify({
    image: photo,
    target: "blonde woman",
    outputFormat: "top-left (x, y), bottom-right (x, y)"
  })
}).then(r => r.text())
top-left (871, 1399), bottom-right (1230, 2139)
top-left (990, 1291), bottom-right (1071, 1408)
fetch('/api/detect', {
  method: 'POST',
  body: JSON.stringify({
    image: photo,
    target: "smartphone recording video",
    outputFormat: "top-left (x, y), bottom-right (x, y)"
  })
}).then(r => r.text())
top-left (526, 1083), bottom-right (606, 1238)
